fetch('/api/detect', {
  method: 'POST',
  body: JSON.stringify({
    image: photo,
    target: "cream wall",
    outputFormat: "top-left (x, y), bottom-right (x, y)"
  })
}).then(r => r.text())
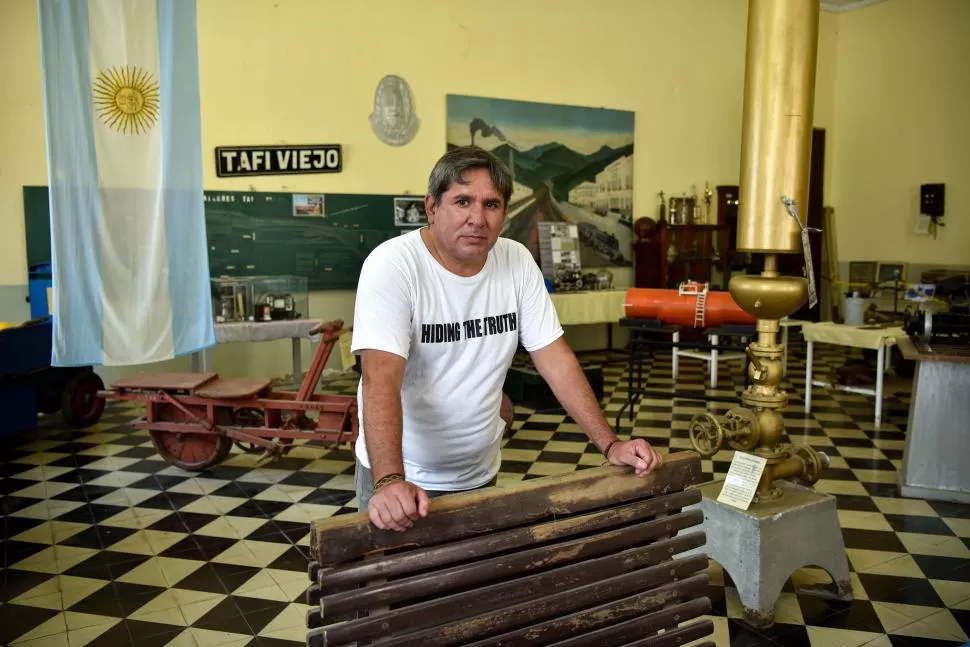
top-left (2, 0), bottom-right (953, 385)
top-left (830, 0), bottom-right (969, 265)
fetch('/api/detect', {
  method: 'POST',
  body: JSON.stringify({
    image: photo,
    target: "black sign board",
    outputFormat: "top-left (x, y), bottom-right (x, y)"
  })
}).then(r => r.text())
top-left (215, 144), bottom-right (342, 177)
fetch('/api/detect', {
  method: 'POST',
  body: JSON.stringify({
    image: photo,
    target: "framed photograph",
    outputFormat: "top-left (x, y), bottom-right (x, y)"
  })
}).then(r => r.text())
top-left (394, 197), bottom-right (427, 227)
top-left (292, 193), bottom-right (325, 217)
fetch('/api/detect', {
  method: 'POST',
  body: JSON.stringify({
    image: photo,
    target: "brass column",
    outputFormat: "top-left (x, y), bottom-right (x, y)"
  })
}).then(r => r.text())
top-left (689, 0), bottom-right (829, 502)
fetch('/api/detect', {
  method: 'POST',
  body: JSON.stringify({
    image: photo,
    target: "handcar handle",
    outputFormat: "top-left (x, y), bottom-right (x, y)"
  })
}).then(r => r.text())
top-left (309, 319), bottom-right (344, 337)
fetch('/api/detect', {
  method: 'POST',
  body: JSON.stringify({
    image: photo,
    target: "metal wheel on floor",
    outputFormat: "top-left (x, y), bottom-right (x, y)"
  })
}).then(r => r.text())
top-left (61, 371), bottom-right (105, 428)
top-left (149, 405), bottom-right (232, 471)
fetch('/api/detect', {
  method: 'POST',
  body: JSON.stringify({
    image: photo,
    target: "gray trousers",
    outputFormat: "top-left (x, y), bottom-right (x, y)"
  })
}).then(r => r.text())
top-left (354, 460), bottom-right (498, 511)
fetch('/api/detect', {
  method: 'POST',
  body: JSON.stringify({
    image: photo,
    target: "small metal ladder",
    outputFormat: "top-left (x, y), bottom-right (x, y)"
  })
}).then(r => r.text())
top-left (693, 290), bottom-right (707, 328)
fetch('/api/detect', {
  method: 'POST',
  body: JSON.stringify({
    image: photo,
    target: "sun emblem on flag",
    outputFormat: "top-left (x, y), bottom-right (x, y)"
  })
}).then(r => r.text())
top-left (92, 66), bottom-right (160, 135)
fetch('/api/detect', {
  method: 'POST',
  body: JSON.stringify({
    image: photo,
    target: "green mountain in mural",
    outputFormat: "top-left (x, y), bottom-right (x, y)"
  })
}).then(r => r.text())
top-left (490, 141), bottom-right (633, 202)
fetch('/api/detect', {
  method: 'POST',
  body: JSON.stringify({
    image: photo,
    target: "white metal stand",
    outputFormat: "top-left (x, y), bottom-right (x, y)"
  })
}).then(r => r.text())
top-left (674, 332), bottom-right (747, 388)
top-left (804, 337), bottom-right (892, 426)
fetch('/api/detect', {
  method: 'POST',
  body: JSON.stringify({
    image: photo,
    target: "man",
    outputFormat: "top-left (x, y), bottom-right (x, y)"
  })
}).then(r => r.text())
top-left (351, 146), bottom-right (661, 532)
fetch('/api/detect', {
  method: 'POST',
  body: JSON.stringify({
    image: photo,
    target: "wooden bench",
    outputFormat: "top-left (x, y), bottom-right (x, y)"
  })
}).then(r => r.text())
top-left (305, 451), bottom-right (715, 647)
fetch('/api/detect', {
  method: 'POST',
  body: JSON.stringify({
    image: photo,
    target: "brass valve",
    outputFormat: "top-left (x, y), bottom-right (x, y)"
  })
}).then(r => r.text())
top-left (689, 405), bottom-right (831, 502)
top-left (688, 407), bottom-right (761, 458)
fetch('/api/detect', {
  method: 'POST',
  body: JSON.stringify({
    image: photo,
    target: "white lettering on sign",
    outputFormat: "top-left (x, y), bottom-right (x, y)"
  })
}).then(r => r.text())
top-left (220, 150), bottom-right (237, 172)
top-left (216, 145), bottom-right (342, 176)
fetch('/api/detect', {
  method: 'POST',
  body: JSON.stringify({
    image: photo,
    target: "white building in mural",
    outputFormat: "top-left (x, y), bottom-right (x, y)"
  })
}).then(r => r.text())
top-left (568, 182), bottom-right (598, 208)
top-left (510, 180), bottom-right (533, 205)
top-left (594, 154), bottom-right (633, 217)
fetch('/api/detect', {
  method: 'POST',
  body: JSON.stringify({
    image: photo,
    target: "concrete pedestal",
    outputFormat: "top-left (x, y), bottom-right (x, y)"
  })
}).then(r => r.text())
top-left (683, 479), bottom-right (852, 627)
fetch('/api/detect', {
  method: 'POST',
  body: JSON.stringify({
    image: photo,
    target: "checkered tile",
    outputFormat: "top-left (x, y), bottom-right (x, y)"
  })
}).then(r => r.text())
top-left (2, 336), bottom-right (968, 647)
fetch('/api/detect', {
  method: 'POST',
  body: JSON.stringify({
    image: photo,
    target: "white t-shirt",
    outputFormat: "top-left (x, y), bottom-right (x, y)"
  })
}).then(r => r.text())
top-left (350, 228), bottom-right (563, 491)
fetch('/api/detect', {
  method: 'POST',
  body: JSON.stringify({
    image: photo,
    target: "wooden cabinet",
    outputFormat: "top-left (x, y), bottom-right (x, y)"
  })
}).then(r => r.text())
top-left (633, 184), bottom-right (754, 290)
top-left (659, 224), bottom-right (732, 289)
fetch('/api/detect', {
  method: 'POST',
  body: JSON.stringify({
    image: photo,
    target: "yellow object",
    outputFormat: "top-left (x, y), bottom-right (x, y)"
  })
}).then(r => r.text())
top-left (737, 0), bottom-right (819, 254)
top-left (689, 0), bottom-right (830, 504)
top-left (729, 274), bottom-right (808, 321)
top-left (0, 321), bottom-right (17, 331)
top-left (801, 321), bottom-right (903, 350)
top-left (338, 329), bottom-right (355, 371)
top-left (46, 287), bottom-right (52, 314)
top-left (548, 290), bottom-right (626, 326)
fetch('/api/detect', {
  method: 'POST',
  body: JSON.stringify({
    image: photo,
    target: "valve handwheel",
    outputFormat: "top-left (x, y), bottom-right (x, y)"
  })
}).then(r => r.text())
top-left (688, 412), bottom-right (724, 458)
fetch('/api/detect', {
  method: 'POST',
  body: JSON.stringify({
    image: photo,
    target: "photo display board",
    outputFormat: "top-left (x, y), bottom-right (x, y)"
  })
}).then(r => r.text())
top-left (22, 186), bottom-right (418, 290)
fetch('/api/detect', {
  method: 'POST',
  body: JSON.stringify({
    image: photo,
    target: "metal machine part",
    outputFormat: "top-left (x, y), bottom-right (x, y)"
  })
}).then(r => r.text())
top-left (905, 310), bottom-right (970, 356)
top-left (685, 0), bottom-right (830, 503)
top-left (736, 0), bottom-right (818, 255)
top-left (254, 293), bottom-right (299, 321)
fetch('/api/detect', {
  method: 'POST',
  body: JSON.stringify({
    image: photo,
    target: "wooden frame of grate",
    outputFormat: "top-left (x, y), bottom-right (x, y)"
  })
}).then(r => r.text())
top-left (305, 451), bottom-right (715, 647)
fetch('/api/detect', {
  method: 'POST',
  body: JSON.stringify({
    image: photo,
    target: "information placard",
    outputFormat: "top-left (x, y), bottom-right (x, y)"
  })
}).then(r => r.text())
top-left (717, 452), bottom-right (768, 510)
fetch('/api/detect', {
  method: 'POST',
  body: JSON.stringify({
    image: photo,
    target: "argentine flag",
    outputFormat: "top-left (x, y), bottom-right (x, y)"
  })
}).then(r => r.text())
top-left (37, 0), bottom-right (215, 367)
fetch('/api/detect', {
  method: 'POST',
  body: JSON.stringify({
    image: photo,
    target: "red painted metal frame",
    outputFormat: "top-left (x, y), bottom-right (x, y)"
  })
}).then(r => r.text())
top-left (97, 320), bottom-right (358, 458)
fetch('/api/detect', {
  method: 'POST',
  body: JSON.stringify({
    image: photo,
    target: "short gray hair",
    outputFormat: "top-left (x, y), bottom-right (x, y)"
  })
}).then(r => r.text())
top-left (427, 146), bottom-right (513, 209)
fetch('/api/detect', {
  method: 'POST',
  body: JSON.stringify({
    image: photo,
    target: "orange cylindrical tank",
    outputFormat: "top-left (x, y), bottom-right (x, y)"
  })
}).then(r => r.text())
top-left (624, 287), bottom-right (757, 327)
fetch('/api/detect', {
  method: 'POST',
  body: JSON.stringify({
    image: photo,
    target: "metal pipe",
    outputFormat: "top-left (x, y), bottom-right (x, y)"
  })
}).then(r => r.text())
top-left (736, 0), bottom-right (820, 254)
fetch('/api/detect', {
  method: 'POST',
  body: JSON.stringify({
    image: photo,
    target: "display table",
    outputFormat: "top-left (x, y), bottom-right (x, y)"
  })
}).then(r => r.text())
top-left (548, 289), bottom-right (626, 349)
top-left (780, 318), bottom-right (808, 376)
top-left (190, 319), bottom-right (323, 381)
top-left (896, 336), bottom-right (970, 503)
top-left (801, 321), bottom-right (904, 426)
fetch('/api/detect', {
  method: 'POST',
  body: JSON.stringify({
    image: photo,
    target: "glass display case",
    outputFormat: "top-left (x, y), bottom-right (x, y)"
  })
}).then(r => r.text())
top-left (211, 276), bottom-right (255, 323)
top-left (250, 275), bottom-right (309, 322)
top-left (211, 275), bottom-right (309, 323)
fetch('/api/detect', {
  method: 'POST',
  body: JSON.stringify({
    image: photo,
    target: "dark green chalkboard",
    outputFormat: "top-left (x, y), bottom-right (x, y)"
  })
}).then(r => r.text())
top-left (22, 186), bottom-right (410, 290)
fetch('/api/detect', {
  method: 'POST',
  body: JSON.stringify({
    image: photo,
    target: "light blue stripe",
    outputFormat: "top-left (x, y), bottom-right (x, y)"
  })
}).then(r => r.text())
top-left (156, 0), bottom-right (216, 357)
top-left (36, 0), bottom-right (105, 367)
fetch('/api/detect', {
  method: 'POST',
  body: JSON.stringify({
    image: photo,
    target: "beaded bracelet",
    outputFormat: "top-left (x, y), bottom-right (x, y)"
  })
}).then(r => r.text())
top-left (603, 440), bottom-right (619, 459)
top-left (373, 473), bottom-right (404, 491)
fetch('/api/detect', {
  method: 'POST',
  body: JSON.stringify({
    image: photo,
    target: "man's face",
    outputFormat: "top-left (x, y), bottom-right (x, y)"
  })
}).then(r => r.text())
top-left (424, 167), bottom-right (506, 271)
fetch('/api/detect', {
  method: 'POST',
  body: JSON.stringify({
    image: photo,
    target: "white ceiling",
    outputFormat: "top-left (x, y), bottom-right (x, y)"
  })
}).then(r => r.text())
top-left (821, 0), bottom-right (886, 12)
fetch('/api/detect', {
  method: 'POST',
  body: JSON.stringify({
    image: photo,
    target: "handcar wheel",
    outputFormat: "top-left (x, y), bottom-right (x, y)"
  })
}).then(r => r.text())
top-left (37, 381), bottom-right (63, 414)
top-left (230, 408), bottom-right (277, 454)
top-left (149, 405), bottom-right (233, 472)
top-left (61, 371), bottom-right (106, 428)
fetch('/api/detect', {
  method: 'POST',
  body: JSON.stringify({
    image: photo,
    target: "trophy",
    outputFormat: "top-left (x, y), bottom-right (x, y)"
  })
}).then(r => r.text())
top-left (691, 185), bottom-right (701, 224)
top-left (670, 192), bottom-right (694, 225)
top-left (704, 182), bottom-right (713, 224)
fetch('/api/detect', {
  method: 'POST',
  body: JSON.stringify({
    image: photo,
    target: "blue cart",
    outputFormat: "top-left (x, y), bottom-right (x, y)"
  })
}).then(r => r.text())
top-left (0, 317), bottom-right (105, 436)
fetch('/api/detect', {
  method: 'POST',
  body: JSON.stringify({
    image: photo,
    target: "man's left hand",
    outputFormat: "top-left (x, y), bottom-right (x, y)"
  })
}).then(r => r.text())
top-left (606, 439), bottom-right (663, 477)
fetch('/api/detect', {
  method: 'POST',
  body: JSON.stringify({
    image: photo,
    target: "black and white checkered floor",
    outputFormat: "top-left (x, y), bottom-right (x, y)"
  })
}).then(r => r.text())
top-left (2, 338), bottom-right (969, 646)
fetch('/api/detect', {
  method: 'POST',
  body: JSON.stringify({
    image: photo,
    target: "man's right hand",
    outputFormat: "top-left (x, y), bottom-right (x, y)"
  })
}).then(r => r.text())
top-left (368, 480), bottom-right (431, 532)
